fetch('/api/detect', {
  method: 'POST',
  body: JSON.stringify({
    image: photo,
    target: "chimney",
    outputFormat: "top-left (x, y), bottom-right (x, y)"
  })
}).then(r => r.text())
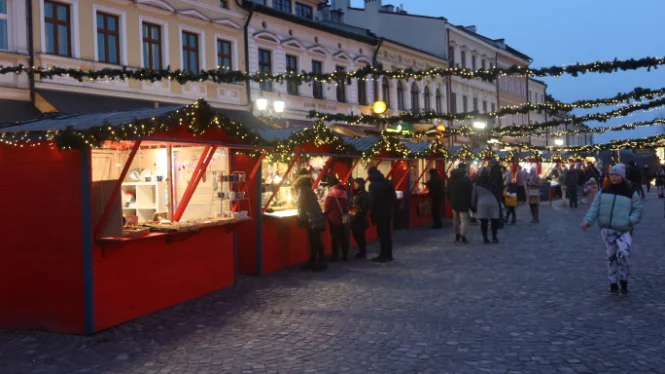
top-left (330, 0), bottom-right (350, 11)
top-left (364, 0), bottom-right (382, 13)
top-left (381, 4), bottom-right (394, 12)
top-left (495, 38), bottom-right (506, 49)
top-left (464, 25), bottom-right (477, 33)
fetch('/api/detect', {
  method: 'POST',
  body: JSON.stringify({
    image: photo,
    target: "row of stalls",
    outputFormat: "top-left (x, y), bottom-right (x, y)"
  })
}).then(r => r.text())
top-left (0, 100), bottom-right (589, 334)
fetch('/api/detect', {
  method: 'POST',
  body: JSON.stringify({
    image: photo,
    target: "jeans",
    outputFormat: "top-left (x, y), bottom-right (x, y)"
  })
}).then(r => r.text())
top-left (505, 206), bottom-right (516, 222)
top-left (307, 229), bottom-right (325, 267)
top-left (351, 226), bottom-right (367, 254)
top-left (329, 223), bottom-right (349, 260)
top-left (517, 186), bottom-right (526, 203)
top-left (431, 197), bottom-right (442, 228)
top-left (452, 210), bottom-right (469, 236)
top-left (375, 217), bottom-right (393, 259)
top-left (479, 219), bottom-right (499, 240)
top-left (529, 204), bottom-right (539, 222)
top-left (568, 188), bottom-right (578, 207)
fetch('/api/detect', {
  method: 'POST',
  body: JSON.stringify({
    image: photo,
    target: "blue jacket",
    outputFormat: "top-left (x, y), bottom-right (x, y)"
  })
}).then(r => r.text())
top-left (368, 167), bottom-right (392, 221)
top-left (583, 183), bottom-right (643, 232)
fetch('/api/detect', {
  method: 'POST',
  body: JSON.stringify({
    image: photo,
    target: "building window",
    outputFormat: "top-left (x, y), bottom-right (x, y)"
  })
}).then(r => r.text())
top-left (295, 2), bottom-right (313, 19)
top-left (481, 59), bottom-right (486, 70)
top-left (411, 83), bottom-right (420, 113)
top-left (220, 0), bottom-right (228, 8)
top-left (473, 97), bottom-right (478, 112)
top-left (462, 95), bottom-right (467, 113)
top-left (182, 31), bottom-right (199, 73)
top-left (490, 103), bottom-right (496, 125)
top-left (448, 46), bottom-right (454, 64)
top-left (460, 51), bottom-right (466, 68)
top-left (471, 55), bottom-right (476, 70)
top-left (529, 90), bottom-right (533, 102)
top-left (482, 100), bottom-right (487, 113)
top-left (216, 39), bottom-right (232, 70)
top-left (358, 78), bottom-right (367, 106)
top-left (44, 0), bottom-right (72, 56)
top-left (96, 12), bottom-right (120, 64)
top-left (435, 89), bottom-right (442, 113)
top-left (273, 0), bottom-right (291, 13)
top-left (286, 54), bottom-right (298, 96)
top-left (312, 60), bottom-right (322, 99)
top-left (336, 65), bottom-right (346, 103)
top-left (142, 22), bottom-right (162, 69)
top-left (450, 93), bottom-right (457, 114)
top-left (397, 81), bottom-right (405, 110)
top-left (382, 77), bottom-right (391, 108)
top-left (423, 86), bottom-right (431, 112)
top-left (0, 0), bottom-right (8, 50)
top-left (541, 94), bottom-right (544, 103)
top-left (258, 49), bottom-right (272, 91)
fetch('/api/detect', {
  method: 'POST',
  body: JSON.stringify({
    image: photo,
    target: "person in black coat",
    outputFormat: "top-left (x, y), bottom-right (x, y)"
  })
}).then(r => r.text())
top-left (349, 178), bottom-right (370, 259)
top-left (489, 159), bottom-right (505, 229)
top-left (295, 175), bottom-right (328, 272)
top-left (368, 166), bottom-right (395, 262)
top-left (626, 161), bottom-right (645, 199)
top-left (447, 163), bottom-right (473, 243)
top-left (425, 169), bottom-right (445, 229)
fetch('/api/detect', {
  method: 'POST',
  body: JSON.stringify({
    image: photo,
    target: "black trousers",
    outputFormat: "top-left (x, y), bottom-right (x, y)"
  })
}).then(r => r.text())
top-left (376, 217), bottom-right (393, 259)
top-left (505, 206), bottom-right (516, 222)
top-left (568, 189), bottom-right (578, 207)
top-left (351, 226), bottom-right (367, 254)
top-left (329, 223), bottom-right (349, 259)
top-left (431, 197), bottom-right (442, 228)
top-left (517, 186), bottom-right (526, 203)
top-left (307, 229), bottom-right (325, 266)
top-left (480, 219), bottom-right (499, 240)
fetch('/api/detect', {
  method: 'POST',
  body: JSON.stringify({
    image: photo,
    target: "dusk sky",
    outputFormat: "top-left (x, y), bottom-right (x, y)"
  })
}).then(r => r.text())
top-left (351, 0), bottom-right (665, 143)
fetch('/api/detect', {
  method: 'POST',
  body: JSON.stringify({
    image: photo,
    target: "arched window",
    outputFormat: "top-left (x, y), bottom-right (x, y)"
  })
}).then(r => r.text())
top-left (411, 82), bottom-right (420, 113)
top-left (382, 77), bottom-right (391, 108)
top-left (423, 86), bottom-right (431, 112)
top-left (435, 89), bottom-right (443, 113)
top-left (357, 78), bottom-right (367, 106)
top-left (397, 81), bottom-right (405, 110)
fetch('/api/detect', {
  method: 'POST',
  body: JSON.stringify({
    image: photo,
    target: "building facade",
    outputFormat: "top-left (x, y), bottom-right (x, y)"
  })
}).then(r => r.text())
top-left (528, 78), bottom-right (547, 146)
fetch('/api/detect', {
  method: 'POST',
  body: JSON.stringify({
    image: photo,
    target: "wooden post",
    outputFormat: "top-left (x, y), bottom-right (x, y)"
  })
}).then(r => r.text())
top-left (261, 155), bottom-right (300, 214)
top-left (342, 158), bottom-right (360, 184)
top-left (411, 159), bottom-right (434, 193)
top-left (173, 145), bottom-right (217, 222)
top-left (312, 157), bottom-right (334, 189)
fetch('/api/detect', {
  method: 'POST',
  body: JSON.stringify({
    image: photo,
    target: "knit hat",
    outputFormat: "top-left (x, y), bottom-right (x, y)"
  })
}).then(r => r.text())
top-left (609, 164), bottom-right (626, 179)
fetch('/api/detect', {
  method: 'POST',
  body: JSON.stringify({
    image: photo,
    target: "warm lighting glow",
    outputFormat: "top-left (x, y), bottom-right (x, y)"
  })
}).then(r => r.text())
top-left (436, 125), bottom-right (446, 132)
top-left (273, 97), bottom-right (285, 113)
top-left (256, 96), bottom-right (268, 111)
top-left (554, 138), bottom-right (564, 146)
top-left (473, 121), bottom-right (487, 130)
top-left (372, 100), bottom-right (387, 114)
top-left (488, 138), bottom-right (499, 144)
top-left (273, 175), bottom-right (282, 184)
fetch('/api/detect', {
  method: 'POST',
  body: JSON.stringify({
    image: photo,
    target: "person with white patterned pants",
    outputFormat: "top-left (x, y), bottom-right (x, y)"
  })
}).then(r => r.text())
top-left (601, 229), bottom-right (632, 285)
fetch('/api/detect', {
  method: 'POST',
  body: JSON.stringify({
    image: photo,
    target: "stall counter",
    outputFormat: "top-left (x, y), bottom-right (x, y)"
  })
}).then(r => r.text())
top-left (410, 193), bottom-right (435, 228)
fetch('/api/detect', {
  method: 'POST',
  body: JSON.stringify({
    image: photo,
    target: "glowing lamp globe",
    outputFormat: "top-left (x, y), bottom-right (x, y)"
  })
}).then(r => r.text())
top-left (372, 100), bottom-right (387, 114)
top-left (436, 125), bottom-right (446, 132)
top-left (473, 121), bottom-right (487, 130)
top-left (256, 96), bottom-right (268, 111)
top-left (554, 138), bottom-right (564, 146)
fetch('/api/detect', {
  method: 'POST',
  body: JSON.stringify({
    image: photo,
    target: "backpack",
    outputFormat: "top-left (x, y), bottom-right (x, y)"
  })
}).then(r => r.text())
top-left (384, 179), bottom-right (398, 206)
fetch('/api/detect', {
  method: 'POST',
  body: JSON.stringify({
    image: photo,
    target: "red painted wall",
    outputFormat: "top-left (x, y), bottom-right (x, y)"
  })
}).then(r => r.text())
top-left (261, 216), bottom-right (311, 274)
top-left (410, 194), bottom-right (433, 227)
top-left (93, 226), bottom-right (235, 332)
top-left (0, 145), bottom-right (85, 333)
top-left (232, 153), bottom-right (260, 275)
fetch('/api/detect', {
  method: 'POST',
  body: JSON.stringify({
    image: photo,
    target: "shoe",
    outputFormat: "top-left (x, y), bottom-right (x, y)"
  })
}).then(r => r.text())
top-left (301, 263), bottom-right (314, 270)
top-left (312, 264), bottom-right (328, 272)
top-left (455, 234), bottom-right (461, 243)
top-left (372, 256), bottom-right (390, 263)
top-left (609, 283), bottom-right (619, 295)
top-left (387, 257), bottom-right (394, 261)
top-left (620, 280), bottom-right (629, 295)
top-left (342, 255), bottom-right (348, 262)
top-left (355, 252), bottom-right (367, 259)
top-left (492, 238), bottom-right (499, 244)
top-left (483, 239), bottom-right (490, 244)
top-left (461, 236), bottom-right (469, 244)
top-left (330, 257), bottom-right (340, 263)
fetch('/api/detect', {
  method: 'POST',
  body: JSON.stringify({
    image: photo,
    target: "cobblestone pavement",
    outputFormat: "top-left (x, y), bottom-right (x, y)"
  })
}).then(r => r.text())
top-left (2, 193), bottom-right (665, 374)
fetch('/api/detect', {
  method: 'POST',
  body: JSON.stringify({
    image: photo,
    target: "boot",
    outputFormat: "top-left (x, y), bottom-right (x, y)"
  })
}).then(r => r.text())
top-left (461, 236), bottom-right (469, 244)
top-left (455, 234), bottom-right (461, 243)
top-left (355, 251), bottom-right (367, 259)
top-left (609, 283), bottom-right (619, 295)
top-left (620, 280), bottom-right (629, 295)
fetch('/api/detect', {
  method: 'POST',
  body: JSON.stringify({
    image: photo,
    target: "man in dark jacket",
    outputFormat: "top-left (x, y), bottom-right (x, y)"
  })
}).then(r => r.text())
top-left (626, 161), bottom-right (645, 199)
top-left (566, 165), bottom-right (580, 208)
top-left (447, 163), bottom-right (473, 244)
top-left (425, 169), bottom-right (445, 229)
top-left (295, 175), bottom-right (327, 272)
top-left (586, 162), bottom-right (600, 183)
top-left (489, 159), bottom-right (505, 229)
top-left (368, 166), bottom-right (394, 262)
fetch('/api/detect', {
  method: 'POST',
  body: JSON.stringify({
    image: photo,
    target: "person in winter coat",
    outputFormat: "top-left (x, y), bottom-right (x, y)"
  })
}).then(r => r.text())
top-left (502, 166), bottom-right (512, 187)
top-left (586, 161), bottom-right (600, 183)
top-left (324, 178), bottom-right (350, 262)
top-left (642, 164), bottom-right (652, 193)
top-left (447, 163), bottom-right (473, 244)
top-left (295, 175), bottom-right (327, 272)
top-left (368, 166), bottom-right (394, 263)
top-left (503, 182), bottom-right (518, 224)
top-left (655, 165), bottom-right (665, 198)
top-left (349, 178), bottom-right (370, 259)
top-left (472, 167), bottom-right (501, 244)
top-left (526, 167), bottom-right (541, 223)
top-left (584, 177), bottom-right (599, 205)
top-left (425, 169), bottom-right (445, 229)
top-left (516, 168), bottom-right (528, 204)
top-left (582, 164), bottom-right (643, 295)
top-left (566, 165), bottom-right (580, 208)
top-left (489, 159), bottom-right (505, 225)
top-left (560, 166), bottom-right (569, 206)
top-left (626, 161), bottom-right (645, 199)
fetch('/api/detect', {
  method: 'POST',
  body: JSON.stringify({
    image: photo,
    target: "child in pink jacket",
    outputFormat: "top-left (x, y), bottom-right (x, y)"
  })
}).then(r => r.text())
top-left (584, 177), bottom-right (599, 204)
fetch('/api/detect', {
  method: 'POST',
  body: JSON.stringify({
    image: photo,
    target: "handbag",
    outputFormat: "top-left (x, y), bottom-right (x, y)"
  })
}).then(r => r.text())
top-left (334, 195), bottom-right (352, 228)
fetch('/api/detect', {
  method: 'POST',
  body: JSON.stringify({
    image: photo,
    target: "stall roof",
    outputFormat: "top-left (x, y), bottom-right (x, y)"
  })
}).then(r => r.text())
top-left (402, 142), bottom-right (430, 154)
top-left (0, 105), bottom-right (186, 133)
top-left (36, 89), bottom-right (175, 114)
top-left (257, 128), bottom-right (299, 142)
top-left (345, 137), bottom-right (379, 152)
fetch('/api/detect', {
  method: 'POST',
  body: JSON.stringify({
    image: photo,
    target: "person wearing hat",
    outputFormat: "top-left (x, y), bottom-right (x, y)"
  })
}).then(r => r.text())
top-left (349, 178), bottom-right (370, 259)
top-left (425, 168), bottom-right (445, 229)
top-left (582, 164), bottom-right (643, 295)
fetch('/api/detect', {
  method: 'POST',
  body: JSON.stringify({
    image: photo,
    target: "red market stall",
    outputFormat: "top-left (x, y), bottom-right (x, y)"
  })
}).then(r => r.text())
top-left (0, 101), bottom-right (266, 334)
top-left (237, 123), bottom-right (357, 275)
top-left (403, 141), bottom-right (451, 228)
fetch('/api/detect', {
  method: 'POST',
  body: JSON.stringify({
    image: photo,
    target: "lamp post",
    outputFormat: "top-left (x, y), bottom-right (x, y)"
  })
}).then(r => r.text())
top-left (256, 91), bottom-right (285, 127)
top-left (472, 121), bottom-right (487, 149)
top-left (554, 138), bottom-right (564, 146)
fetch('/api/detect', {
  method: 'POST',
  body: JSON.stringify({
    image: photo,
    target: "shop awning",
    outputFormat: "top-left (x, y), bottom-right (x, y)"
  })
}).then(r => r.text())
top-left (215, 108), bottom-right (274, 132)
top-left (0, 105), bottom-right (186, 133)
top-left (0, 99), bottom-right (43, 126)
top-left (403, 142), bottom-right (430, 154)
top-left (257, 128), bottom-right (299, 142)
top-left (345, 137), bottom-right (380, 152)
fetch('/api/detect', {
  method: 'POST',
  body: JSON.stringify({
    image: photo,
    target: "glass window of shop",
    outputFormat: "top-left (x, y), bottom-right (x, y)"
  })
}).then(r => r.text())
top-left (91, 143), bottom-right (232, 225)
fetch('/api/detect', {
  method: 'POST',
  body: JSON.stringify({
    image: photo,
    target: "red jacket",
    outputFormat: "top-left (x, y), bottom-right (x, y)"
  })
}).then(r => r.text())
top-left (324, 184), bottom-right (349, 226)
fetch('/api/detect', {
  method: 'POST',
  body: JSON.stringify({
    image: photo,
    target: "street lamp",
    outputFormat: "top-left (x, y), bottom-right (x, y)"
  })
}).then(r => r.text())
top-left (554, 138), bottom-right (564, 146)
top-left (372, 100), bottom-right (387, 115)
top-left (255, 91), bottom-right (285, 126)
top-left (473, 121), bottom-right (487, 130)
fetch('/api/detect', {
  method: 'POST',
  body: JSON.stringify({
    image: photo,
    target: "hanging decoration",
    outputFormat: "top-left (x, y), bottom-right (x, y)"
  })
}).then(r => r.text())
top-left (501, 118), bottom-right (665, 138)
top-left (362, 132), bottom-right (412, 160)
top-left (268, 121), bottom-right (355, 163)
top-left (1, 56), bottom-right (663, 84)
top-left (548, 152), bottom-right (566, 164)
top-left (454, 145), bottom-right (476, 161)
top-left (478, 146), bottom-right (498, 160)
top-left (412, 141), bottom-right (453, 159)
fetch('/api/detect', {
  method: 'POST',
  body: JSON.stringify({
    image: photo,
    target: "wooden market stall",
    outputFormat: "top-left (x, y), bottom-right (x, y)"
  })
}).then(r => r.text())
top-left (0, 101), bottom-right (266, 334)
